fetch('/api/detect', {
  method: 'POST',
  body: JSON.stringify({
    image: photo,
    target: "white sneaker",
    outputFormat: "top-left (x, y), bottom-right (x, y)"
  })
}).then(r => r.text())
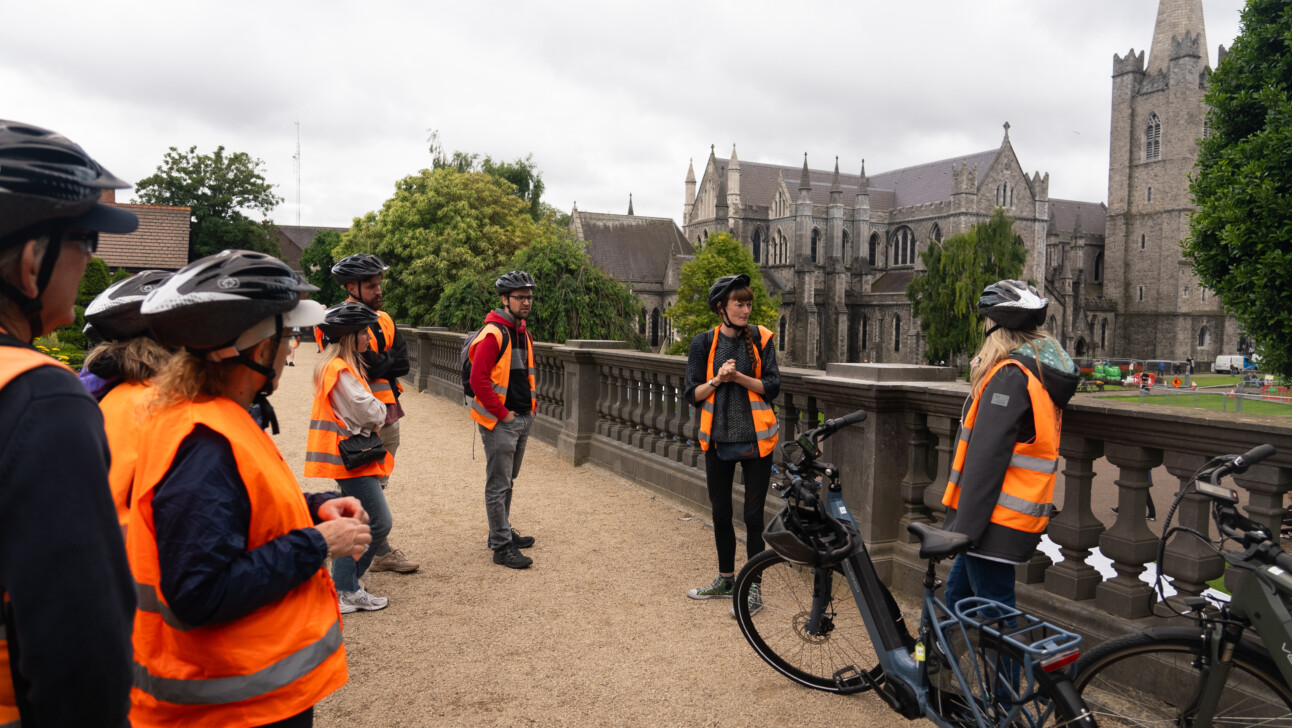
top-left (338, 587), bottom-right (388, 614)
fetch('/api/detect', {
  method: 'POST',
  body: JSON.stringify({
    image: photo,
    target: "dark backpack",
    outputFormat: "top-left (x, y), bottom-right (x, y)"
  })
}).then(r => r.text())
top-left (460, 322), bottom-right (507, 397)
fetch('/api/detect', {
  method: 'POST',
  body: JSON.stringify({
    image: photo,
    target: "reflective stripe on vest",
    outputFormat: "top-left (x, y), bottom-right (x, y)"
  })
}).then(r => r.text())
top-left (367, 311), bottom-right (403, 405)
top-left (468, 324), bottom-right (536, 431)
top-left (126, 396), bottom-right (347, 726)
top-left (697, 326), bottom-right (779, 457)
top-left (0, 347), bottom-right (70, 726)
top-left (942, 359), bottom-right (1062, 534)
top-left (303, 358), bottom-right (393, 480)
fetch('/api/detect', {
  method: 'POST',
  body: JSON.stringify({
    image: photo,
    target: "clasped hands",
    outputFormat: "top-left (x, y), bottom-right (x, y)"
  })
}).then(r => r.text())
top-left (715, 359), bottom-right (740, 385)
top-left (314, 497), bottom-right (372, 560)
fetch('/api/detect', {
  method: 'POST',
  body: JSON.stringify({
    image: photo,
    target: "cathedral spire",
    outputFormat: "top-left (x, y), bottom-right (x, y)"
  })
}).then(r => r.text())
top-left (627, 193), bottom-right (634, 216)
top-left (729, 143), bottom-right (739, 168)
top-left (1147, 0), bottom-right (1208, 74)
top-left (831, 156), bottom-right (841, 191)
top-left (799, 153), bottom-right (812, 191)
top-left (685, 158), bottom-right (695, 183)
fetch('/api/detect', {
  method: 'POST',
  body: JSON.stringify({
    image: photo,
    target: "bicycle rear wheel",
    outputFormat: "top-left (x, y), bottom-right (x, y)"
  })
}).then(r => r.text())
top-left (1074, 628), bottom-right (1292, 728)
top-left (733, 549), bottom-right (881, 693)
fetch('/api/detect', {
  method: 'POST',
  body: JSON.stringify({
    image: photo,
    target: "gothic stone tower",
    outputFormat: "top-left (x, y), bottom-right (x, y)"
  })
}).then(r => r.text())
top-left (1105, 0), bottom-right (1234, 362)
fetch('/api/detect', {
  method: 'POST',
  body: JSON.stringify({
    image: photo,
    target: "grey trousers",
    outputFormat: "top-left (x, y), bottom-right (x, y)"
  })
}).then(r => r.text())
top-left (479, 413), bottom-right (533, 549)
top-left (373, 417), bottom-right (401, 557)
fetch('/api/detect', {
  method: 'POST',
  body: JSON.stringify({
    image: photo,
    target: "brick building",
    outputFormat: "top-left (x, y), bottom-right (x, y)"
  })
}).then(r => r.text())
top-left (95, 190), bottom-right (189, 272)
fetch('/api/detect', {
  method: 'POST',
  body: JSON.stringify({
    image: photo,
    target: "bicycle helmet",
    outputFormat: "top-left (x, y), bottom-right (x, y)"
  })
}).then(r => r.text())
top-left (495, 270), bottom-right (536, 295)
top-left (317, 301), bottom-right (378, 344)
top-left (763, 500), bottom-right (857, 568)
top-left (83, 270), bottom-right (172, 342)
top-left (978, 279), bottom-right (1048, 331)
top-left (330, 253), bottom-right (388, 284)
top-left (141, 250), bottom-right (323, 353)
top-left (707, 274), bottom-right (751, 315)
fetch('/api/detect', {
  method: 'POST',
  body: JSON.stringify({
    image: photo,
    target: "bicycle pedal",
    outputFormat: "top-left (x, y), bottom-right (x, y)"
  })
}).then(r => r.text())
top-left (832, 665), bottom-right (872, 696)
top-left (856, 669), bottom-right (922, 718)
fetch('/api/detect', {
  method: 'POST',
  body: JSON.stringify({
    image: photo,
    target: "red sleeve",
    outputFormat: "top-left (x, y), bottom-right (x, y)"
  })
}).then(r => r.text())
top-left (470, 331), bottom-right (509, 420)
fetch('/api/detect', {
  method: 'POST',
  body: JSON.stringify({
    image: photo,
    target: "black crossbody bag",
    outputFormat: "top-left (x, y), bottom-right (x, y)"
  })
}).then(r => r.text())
top-left (339, 431), bottom-right (387, 470)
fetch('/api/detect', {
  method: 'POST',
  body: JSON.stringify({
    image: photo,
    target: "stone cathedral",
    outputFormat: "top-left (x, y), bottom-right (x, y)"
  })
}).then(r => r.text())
top-left (675, 0), bottom-right (1239, 369)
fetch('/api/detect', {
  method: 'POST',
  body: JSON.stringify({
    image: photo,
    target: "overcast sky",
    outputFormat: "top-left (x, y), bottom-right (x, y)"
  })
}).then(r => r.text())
top-left (2, 1), bottom-right (1246, 230)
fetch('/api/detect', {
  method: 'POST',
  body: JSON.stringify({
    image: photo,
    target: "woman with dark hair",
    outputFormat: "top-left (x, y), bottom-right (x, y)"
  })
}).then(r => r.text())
top-left (683, 274), bottom-right (780, 615)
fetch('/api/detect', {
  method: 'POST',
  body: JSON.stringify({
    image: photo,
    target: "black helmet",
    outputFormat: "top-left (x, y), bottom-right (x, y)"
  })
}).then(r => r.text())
top-left (83, 270), bottom-right (173, 342)
top-left (141, 250), bottom-right (323, 353)
top-left (762, 503), bottom-right (857, 568)
top-left (317, 301), bottom-right (378, 344)
top-left (495, 270), bottom-right (536, 295)
top-left (331, 253), bottom-right (388, 284)
top-left (0, 119), bottom-right (139, 244)
top-left (707, 273), bottom-right (750, 314)
top-left (978, 279), bottom-right (1048, 330)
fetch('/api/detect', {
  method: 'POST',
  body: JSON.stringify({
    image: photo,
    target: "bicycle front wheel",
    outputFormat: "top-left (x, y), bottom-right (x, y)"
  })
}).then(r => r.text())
top-left (1074, 627), bottom-right (1292, 728)
top-left (733, 549), bottom-right (881, 693)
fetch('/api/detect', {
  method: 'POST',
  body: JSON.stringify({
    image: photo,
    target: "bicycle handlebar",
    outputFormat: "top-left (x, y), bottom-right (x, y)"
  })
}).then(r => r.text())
top-left (1208, 443), bottom-right (1276, 484)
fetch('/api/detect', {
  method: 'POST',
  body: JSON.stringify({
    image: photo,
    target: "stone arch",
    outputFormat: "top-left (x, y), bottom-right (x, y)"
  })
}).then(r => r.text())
top-left (1093, 251), bottom-right (1104, 283)
top-left (1145, 112), bottom-right (1161, 161)
top-left (1075, 338), bottom-right (1087, 357)
top-left (751, 227), bottom-right (763, 263)
top-left (811, 227), bottom-right (820, 263)
top-left (1197, 325), bottom-right (1209, 348)
top-left (930, 222), bottom-right (942, 243)
top-left (868, 232), bottom-right (878, 266)
top-left (841, 229), bottom-right (850, 264)
top-left (892, 226), bottom-right (915, 266)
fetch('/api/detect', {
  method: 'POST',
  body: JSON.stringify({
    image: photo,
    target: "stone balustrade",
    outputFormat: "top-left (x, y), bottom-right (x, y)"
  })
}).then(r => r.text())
top-left (400, 326), bottom-right (1292, 643)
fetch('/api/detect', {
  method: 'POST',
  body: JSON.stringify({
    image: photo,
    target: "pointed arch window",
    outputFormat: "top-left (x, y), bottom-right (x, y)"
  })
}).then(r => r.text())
top-left (752, 228), bottom-right (762, 263)
top-left (842, 230), bottom-right (850, 265)
top-left (777, 316), bottom-right (786, 351)
top-left (811, 228), bottom-right (820, 263)
top-left (1093, 251), bottom-right (1104, 283)
top-left (893, 315), bottom-right (902, 353)
top-left (860, 314), bottom-right (868, 351)
top-left (1145, 113), bottom-right (1161, 161)
top-left (1100, 319), bottom-right (1108, 349)
top-left (1197, 325), bottom-right (1209, 348)
top-left (893, 227), bottom-right (914, 266)
top-left (868, 232), bottom-right (878, 266)
top-left (650, 309), bottom-right (661, 348)
top-left (931, 223), bottom-right (942, 243)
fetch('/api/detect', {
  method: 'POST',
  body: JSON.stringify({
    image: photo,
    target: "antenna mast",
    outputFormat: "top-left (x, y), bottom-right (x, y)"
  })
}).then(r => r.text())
top-left (293, 121), bottom-right (302, 227)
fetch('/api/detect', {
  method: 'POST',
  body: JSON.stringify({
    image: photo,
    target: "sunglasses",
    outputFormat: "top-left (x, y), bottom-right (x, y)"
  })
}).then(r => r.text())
top-left (61, 230), bottom-right (99, 255)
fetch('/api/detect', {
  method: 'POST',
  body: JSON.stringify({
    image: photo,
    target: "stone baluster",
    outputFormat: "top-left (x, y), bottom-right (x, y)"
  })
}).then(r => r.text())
top-left (1162, 451), bottom-right (1222, 600)
top-left (1044, 436), bottom-right (1105, 601)
top-left (923, 415), bottom-right (958, 523)
top-left (633, 369), bottom-right (654, 451)
top-left (552, 359), bottom-right (565, 421)
top-left (679, 394), bottom-right (702, 469)
top-left (614, 366), bottom-right (633, 441)
top-left (897, 412), bottom-right (934, 542)
top-left (649, 370), bottom-right (669, 453)
top-left (595, 365), bottom-right (612, 437)
top-left (627, 368), bottom-right (647, 448)
top-left (1096, 443), bottom-right (1163, 619)
top-left (1232, 464), bottom-right (1292, 536)
top-left (652, 372), bottom-right (675, 458)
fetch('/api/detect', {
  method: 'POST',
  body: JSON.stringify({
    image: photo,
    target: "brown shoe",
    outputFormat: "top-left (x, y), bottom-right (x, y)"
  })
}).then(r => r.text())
top-left (368, 548), bottom-right (419, 573)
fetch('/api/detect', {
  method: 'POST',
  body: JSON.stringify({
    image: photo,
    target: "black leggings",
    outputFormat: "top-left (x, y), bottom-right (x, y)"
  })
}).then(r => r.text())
top-left (704, 449), bottom-right (773, 574)
top-left (259, 707), bottom-right (313, 727)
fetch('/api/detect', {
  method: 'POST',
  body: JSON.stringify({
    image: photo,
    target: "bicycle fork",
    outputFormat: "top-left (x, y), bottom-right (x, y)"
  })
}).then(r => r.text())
top-left (1178, 622), bottom-right (1244, 728)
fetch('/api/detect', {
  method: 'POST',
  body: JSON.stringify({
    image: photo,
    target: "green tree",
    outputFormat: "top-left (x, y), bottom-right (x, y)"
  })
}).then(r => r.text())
top-left (334, 167), bottom-right (536, 325)
top-left (298, 229), bottom-right (348, 307)
top-left (665, 232), bottom-right (779, 354)
top-left (110, 267), bottom-right (131, 284)
top-left (427, 131), bottom-right (548, 220)
top-left (907, 209), bottom-right (1027, 364)
top-left (1187, 0), bottom-right (1292, 378)
top-left (57, 257), bottom-right (114, 352)
top-left (135, 145), bottom-right (283, 260)
top-left (434, 229), bottom-right (646, 347)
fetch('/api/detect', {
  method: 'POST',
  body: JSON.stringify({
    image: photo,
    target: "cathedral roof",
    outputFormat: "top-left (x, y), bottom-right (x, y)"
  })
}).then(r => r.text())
top-left (722, 149), bottom-right (998, 212)
top-left (571, 210), bottom-right (693, 284)
top-left (1048, 199), bottom-right (1107, 237)
top-left (870, 269), bottom-right (917, 294)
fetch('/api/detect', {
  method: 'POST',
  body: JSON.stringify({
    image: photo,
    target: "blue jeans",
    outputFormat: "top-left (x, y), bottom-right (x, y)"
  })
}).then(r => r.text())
top-left (331, 475), bottom-right (392, 593)
top-left (946, 554), bottom-right (1020, 701)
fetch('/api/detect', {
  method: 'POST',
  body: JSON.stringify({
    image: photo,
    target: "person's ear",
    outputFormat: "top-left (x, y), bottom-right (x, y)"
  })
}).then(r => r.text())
top-left (254, 337), bottom-right (277, 366)
top-left (12, 240), bottom-right (40, 298)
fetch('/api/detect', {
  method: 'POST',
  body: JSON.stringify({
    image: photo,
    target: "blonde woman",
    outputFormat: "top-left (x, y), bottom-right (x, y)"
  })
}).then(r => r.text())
top-left (130, 250), bottom-right (369, 728)
top-left (81, 270), bottom-right (173, 527)
top-left (941, 280), bottom-right (1079, 613)
top-left (306, 301), bottom-right (395, 614)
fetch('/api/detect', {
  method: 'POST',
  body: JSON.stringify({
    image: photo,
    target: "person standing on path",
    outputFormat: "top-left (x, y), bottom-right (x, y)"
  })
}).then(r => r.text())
top-left (307, 301), bottom-right (396, 614)
top-left (941, 280), bottom-right (1078, 615)
top-left (330, 254), bottom-right (419, 574)
top-left (80, 269), bottom-right (174, 529)
top-left (0, 119), bottom-right (139, 727)
top-left (468, 270), bottom-right (539, 569)
top-left (683, 274), bottom-right (780, 612)
top-left (131, 250), bottom-right (369, 727)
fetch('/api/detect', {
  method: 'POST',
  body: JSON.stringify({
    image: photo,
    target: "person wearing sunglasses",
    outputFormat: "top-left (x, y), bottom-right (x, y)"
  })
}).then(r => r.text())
top-left (0, 119), bottom-right (139, 727)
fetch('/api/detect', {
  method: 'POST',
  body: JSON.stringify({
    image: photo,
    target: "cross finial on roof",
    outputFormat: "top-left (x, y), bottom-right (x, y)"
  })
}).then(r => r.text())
top-left (1003, 121), bottom-right (1011, 140)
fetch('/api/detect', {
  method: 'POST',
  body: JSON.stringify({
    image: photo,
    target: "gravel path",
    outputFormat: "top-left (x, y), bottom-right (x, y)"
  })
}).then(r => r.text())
top-left (273, 347), bottom-right (916, 727)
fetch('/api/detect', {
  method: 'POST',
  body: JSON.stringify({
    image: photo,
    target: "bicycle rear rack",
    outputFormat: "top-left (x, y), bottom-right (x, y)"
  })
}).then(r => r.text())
top-left (951, 597), bottom-right (1083, 671)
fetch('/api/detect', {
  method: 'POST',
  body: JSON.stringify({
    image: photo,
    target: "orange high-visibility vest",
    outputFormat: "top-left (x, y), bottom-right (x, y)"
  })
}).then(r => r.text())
top-left (942, 359), bottom-right (1061, 534)
top-left (304, 357), bottom-right (393, 480)
top-left (366, 311), bottom-right (403, 405)
top-left (126, 396), bottom-right (347, 728)
top-left (697, 326), bottom-right (779, 458)
top-left (467, 323), bottom-right (536, 431)
top-left (100, 380), bottom-right (152, 528)
top-left (0, 344), bottom-right (72, 725)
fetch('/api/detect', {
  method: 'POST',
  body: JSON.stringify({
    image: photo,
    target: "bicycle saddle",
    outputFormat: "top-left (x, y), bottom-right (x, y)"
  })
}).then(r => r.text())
top-left (907, 523), bottom-right (972, 560)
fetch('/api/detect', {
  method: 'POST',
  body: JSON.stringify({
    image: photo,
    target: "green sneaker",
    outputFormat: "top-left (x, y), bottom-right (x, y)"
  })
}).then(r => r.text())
top-left (687, 574), bottom-right (734, 600)
top-left (731, 583), bottom-right (763, 618)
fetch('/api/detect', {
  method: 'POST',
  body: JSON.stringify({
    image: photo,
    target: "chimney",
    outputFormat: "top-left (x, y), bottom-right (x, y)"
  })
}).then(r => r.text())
top-left (100, 189), bottom-right (116, 204)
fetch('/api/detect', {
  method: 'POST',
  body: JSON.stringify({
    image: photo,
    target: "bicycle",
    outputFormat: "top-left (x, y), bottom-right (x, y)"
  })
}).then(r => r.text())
top-left (733, 409), bottom-right (1096, 728)
top-left (1073, 444), bottom-right (1292, 728)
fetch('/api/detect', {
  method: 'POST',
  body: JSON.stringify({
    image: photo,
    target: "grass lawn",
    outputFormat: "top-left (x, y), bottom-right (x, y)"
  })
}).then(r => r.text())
top-left (1103, 392), bottom-right (1292, 416)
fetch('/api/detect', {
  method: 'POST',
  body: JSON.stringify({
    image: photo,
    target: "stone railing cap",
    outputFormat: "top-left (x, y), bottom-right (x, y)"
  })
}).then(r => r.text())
top-left (560, 340), bottom-right (630, 350)
top-left (824, 363), bottom-right (958, 383)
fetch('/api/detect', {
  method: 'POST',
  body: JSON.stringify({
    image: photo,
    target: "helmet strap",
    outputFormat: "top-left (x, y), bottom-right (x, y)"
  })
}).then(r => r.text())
top-left (985, 323), bottom-right (1004, 339)
top-left (0, 227), bottom-right (65, 343)
top-left (233, 314), bottom-right (283, 434)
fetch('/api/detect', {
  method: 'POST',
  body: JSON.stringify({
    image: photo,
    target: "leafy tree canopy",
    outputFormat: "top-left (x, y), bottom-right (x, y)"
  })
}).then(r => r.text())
top-left (57, 257), bottom-right (114, 352)
top-left (299, 229), bottom-right (348, 307)
top-left (907, 208), bottom-right (1027, 364)
top-left (135, 145), bottom-right (283, 260)
top-left (1187, 0), bottom-right (1292, 378)
top-left (665, 232), bottom-right (779, 355)
top-left (333, 167), bottom-right (536, 325)
top-left (434, 229), bottom-right (646, 348)
top-left (428, 130), bottom-right (547, 221)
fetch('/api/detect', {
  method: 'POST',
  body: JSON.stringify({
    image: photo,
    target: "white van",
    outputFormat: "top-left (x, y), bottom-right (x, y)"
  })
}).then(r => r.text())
top-left (1212, 355), bottom-right (1254, 373)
